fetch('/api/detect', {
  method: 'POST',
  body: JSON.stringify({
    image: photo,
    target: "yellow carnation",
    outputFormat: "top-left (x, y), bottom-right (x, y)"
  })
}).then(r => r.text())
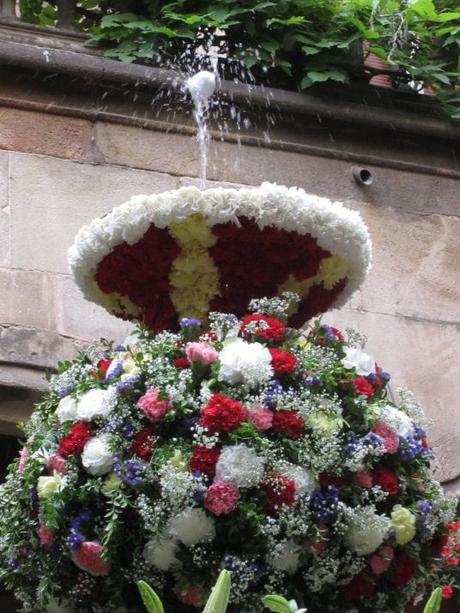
top-left (37, 472), bottom-right (65, 500)
top-left (391, 504), bottom-right (416, 545)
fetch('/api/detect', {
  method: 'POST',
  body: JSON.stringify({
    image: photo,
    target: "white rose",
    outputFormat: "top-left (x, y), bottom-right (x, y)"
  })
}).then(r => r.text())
top-left (379, 405), bottom-right (414, 437)
top-left (215, 444), bottom-right (264, 489)
top-left (76, 389), bottom-right (114, 421)
top-left (219, 338), bottom-right (273, 387)
top-left (55, 396), bottom-right (78, 423)
top-left (342, 347), bottom-right (375, 376)
top-left (344, 506), bottom-right (391, 555)
top-left (143, 534), bottom-right (179, 571)
top-left (81, 435), bottom-right (113, 476)
top-left (168, 508), bottom-right (215, 547)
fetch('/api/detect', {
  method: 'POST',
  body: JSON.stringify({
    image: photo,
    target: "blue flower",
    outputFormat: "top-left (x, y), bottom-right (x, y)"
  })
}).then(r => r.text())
top-left (58, 383), bottom-right (75, 398)
top-left (105, 361), bottom-right (123, 383)
top-left (115, 374), bottom-right (142, 394)
top-left (114, 459), bottom-right (147, 488)
top-left (180, 318), bottom-right (201, 329)
top-left (310, 485), bottom-right (339, 524)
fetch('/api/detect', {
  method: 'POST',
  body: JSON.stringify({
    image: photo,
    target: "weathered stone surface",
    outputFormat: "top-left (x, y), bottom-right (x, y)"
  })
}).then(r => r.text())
top-left (94, 121), bottom-right (460, 217)
top-left (0, 364), bottom-right (47, 391)
top-left (0, 268), bottom-right (56, 329)
top-left (0, 325), bottom-right (87, 369)
top-left (343, 206), bottom-right (460, 325)
top-left (0, 151), bottom-right (9, 267)
top-left (9, 153), bottom-right (179, 273)
top-left (323, 308), bottom-right (460, 482)
top-left (0, 107), bottom-right (92, 161)
top-left (56, 274), bottom-right (133, 342)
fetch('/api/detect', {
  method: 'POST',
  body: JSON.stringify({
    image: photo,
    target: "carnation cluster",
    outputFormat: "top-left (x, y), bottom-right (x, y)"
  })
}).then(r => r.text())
top-left (0, 298), bottom-right (454, 613)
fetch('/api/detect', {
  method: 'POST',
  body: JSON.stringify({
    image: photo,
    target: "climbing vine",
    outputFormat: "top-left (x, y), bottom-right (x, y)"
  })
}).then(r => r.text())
top-left (18, 1), bottom-right (460, 118)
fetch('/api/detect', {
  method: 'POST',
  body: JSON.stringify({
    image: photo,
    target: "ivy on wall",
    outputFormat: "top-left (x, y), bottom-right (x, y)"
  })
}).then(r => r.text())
top-left (18, 0), bottom-right (460, 118)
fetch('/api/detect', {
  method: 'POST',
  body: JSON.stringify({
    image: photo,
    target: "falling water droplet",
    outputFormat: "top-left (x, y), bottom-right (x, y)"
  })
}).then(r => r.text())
top-left (186, 71), bottom-right (217, 190)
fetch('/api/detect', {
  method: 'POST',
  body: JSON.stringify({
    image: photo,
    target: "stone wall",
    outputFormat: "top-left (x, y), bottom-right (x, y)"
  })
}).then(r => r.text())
top-left (0, 33), bottom-right (459, 491)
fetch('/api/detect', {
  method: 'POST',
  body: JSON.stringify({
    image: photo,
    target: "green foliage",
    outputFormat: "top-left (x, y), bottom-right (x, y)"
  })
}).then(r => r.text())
top-left (138, 580), bottom-right (165, 613)
top-left (262, 594), bottom-right (295, 612)
top-left (17, 0), bottom-right (460, 118)
top-left (423, 587), bottom-right (442, 613)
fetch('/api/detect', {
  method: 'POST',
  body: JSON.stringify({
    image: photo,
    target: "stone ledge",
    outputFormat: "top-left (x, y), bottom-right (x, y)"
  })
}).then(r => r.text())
top-left (0, 324), bottom-right (87, 370)
top-left (0, 23), bottom-right (459, 146)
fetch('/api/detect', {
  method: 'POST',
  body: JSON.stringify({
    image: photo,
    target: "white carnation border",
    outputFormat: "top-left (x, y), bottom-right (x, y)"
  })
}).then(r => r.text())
top-left (68, 182), bottom-right (372, 316)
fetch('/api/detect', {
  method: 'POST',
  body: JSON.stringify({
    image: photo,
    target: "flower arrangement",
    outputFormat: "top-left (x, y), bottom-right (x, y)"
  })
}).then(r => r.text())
top-left (0, 294), bottom-right (455, 613)
top-left (68, 183), bottom-right (371, 333)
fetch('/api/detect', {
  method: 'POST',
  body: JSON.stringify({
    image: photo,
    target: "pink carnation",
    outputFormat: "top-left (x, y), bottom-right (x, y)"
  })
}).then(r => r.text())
top-left (369, 545), bottom-right (394, 575)
top-left (47, 454), bottom-right (67, 475)
top-left (18, 446), bottom-right (29, 473)
top-left (247, 406), bottom-right (273, 431)
top-left (176, 584), bottom-right (207, 607)
top-left (38, 523), bottom-right (54, 550)
top-left (72, 541), bottom-right (110, 576)
top-left (137, 388), bottom-right (172, 423)
top-left (185, 342), bottom-right (218, 366)
top-left (354, 469), bottom-right (373, 488)
top-left (204, 481), bottom-right (240, 516)
top-left (372, 421), bottom-right (399, 454)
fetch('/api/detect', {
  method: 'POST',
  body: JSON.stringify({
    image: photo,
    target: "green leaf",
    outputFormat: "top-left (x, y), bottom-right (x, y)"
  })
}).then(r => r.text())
top-left (267, 16), bottom-right (307, 27)
top-left (137, 581), bottom-right (165, 613)
top-left (302, 70), bottom-right (348, 86)
top-left (202, 570), bottom-right (232, 613)
top-left (423, 587), bottom-right (442, 613)
top-left (408, 0), bottom-right (437, 20)
top-left (262, 594), bottom-right (293, 613)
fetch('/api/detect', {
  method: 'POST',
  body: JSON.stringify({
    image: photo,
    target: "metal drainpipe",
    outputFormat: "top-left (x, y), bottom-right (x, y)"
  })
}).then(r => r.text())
top-left (56, 0), bottom-right (78, 32)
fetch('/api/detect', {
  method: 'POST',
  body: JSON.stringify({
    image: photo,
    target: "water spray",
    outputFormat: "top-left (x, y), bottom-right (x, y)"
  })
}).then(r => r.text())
top-left (186, 70), bottom-right (217, 190)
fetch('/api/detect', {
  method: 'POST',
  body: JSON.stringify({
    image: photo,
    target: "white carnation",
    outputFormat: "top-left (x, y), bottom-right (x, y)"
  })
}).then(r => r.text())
top-left (76, 388), bottom-right (116, 421)
top-left (215, 444), bottom-right (264, 489)
top-left (143, 534), bottom-right (179, 570)
top-left (342, 347), bottom-right (375, 376)
top-left (219, 338), bottom-right (273, 387)
top-left (81, 435), bottom-right (114, 476)
top-left (379, 405), bottom-right (414, 437)
top-left (344, 506), bottom-right (391, 555)
top-left (278, 463), bottom-right (314, 497)
top-left (168, 508), bottom-right (215, 547)
top-left (269, 540), bottom-right (301, 574)
top-left (55, 396), bottom-right (78, 423)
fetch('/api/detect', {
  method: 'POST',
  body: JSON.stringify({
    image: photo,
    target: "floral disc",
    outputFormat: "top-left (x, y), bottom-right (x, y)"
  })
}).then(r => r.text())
top-left (69, 183), bottom-right (372, 332)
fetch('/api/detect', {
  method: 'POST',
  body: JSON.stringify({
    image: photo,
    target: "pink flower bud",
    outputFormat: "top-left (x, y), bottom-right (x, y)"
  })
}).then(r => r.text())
top-left (185, 342), bottom-right (218, 366)
top-left (72, 541), bottom-right (110, 576)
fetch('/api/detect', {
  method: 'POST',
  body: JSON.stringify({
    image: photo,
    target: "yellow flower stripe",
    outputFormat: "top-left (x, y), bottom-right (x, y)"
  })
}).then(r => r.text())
top-left (169, 214), bottom-right (220, 320)
top-left (278, 255), bottom-right (350, 316)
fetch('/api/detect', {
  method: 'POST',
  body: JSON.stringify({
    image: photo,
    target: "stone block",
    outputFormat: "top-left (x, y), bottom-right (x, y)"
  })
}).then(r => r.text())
top-left (0, 107), bottom-right (92, 160)
top-left (343, 206), bottom-right (460, 325)
top-left (56, 274), bottom-right (133, 342)
top-left (94, 122), bottom-right (200, 178)
top-left (0, 325), bottom-right (87, 370)
top-left (0, 150), bottom-right (9, 267)
top-left (0, 268), bottom-right (56, 330)
top-left (9, 153), bottom-right (179, 274)
top-left (94, 121), bottom-right (460, 217)
top-left (323, 308), bottom-right (460, 483)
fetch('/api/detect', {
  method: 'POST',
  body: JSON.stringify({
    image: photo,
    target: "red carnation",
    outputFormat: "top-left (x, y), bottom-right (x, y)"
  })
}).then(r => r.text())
top-left (199, 394), bottom-right (246, 434)
top-left (174, 357), bottom-right (190, 369)
top-left (330, 327), bottom-right (344, 342)
top-left (269, 348), bottom-right (298, 376)
top-left (263, 472), bottom-right (296, 514)
top-left (391, 551), bottom-right (417, 586)
top-left (353, 376), bottom-right (375, 398)
top-left (132, 428), bottom-right (156, 461)
top-left (58, 422), bottom-right (92, 458)
top-left (96, 358), bottom-right (112, 380)
top-left (240, 314), bottom-right (286, 343)
top-left (372, 466), bottom-right (399, 496)
top-left (272, 410), bottom-right (305, 440)
top-left (441, 585), bottom-right (453, 600)
top-left (189, 446), bottom-right (220, 478)
top-left (341, 573), bottom-right (375, 601)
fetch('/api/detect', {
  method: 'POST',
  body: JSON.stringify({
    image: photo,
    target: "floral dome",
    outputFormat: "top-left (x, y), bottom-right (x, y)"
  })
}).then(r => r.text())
top-left (68, 183), bottom-right (372, 332)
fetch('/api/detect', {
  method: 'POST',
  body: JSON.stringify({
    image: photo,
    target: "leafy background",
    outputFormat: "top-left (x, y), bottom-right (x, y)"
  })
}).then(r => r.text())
top-left (18, 0), bottom-right (460, 119)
